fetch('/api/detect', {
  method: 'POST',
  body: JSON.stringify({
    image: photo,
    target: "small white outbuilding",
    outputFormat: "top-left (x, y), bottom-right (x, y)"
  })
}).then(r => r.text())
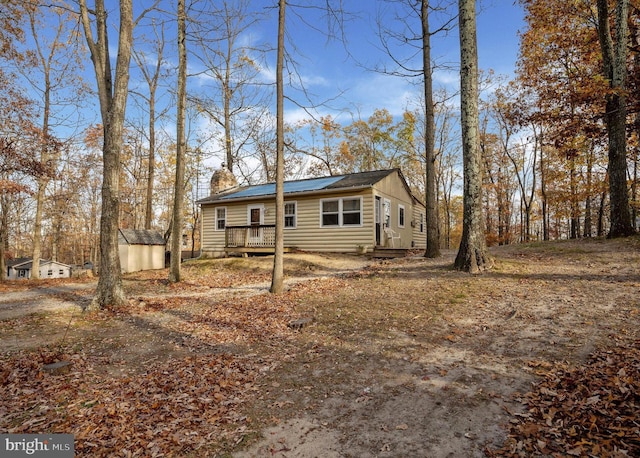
top-left (118, 229), bottom-right (166, 273)
top-left (6, 258), bottom-right (72, 280)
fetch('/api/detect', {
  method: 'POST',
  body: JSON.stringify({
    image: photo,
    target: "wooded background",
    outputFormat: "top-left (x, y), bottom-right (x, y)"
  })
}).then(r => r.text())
top-left (1, 0), bottom-right (638, 274)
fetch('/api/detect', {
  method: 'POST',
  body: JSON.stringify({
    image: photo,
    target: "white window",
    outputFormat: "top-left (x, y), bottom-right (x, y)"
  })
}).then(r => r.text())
top-left (47, 269), bottom-right (53, 277)
top-left (321, 200), bottom-right (339, 226)
top-left (342, 198), bottom-right (362, 225)
top-left (398, 205), bottom-right (405, 228)
top-left (215, 207), bottom-right (226, 230)
top-left (420, 212), bottom-right (425, 233)
top-left (284, 201), bottom-right (297, 228)
top-left (59, 269), bottom-right (64, 275)
top-left (320, 197), bottom-right (362, 227)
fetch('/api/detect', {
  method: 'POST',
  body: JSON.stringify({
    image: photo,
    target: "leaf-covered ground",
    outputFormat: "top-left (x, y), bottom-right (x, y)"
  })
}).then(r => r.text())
top-left (1, 240), bottom-right (639, 457)
top-left (490, 340), bottom-right (640, 457)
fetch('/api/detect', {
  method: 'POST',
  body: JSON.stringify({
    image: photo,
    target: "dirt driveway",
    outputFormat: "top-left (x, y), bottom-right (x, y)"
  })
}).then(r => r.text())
top-left (1, 241), bottom-right (639, 457)
top-left (233, 240), bottom-right (640, 457)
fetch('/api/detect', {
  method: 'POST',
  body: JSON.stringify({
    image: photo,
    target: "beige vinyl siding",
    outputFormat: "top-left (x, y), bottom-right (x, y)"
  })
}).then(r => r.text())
top-left (412, 205), bottom-right (427, 249)
top-left (201, 204), bottom-right (222, 254)
top-left (277, 190), bottom-right (374, 252)
top-left (200, 169), bottom-right (424, 254)
top-left (201, 190), bottom-right (375, 254)
top-left (371, 171), bottom-right (415, 249)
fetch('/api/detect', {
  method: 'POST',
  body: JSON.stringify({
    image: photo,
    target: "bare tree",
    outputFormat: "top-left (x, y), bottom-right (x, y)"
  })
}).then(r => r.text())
top-left (169, 0), bottom-right (187, 283)
top-left (432, 89), bottom-right (460, 248)
top-left (270, 0), bottom-right (286, 294)
top-left (420, 0), bottom-right (441, 258)
top-left (189, 0), bottom-right (268, 175)
top-left (79, 0), bottom-right (134, 309)
top-left (269, 0), bottom-right (348, 292)
top-left (13, 4), bottom-right (84, 277)
top-left (453, 0), bottom-right (492, 273)
top-left (376, 0), bottom-right (455, 258)
top-left (131, 19), bottom-right (168, 230)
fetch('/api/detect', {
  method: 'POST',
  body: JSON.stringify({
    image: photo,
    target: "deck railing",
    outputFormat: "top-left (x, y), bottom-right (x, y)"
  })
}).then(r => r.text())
top-left (225, 225), bottom-right (276, 248)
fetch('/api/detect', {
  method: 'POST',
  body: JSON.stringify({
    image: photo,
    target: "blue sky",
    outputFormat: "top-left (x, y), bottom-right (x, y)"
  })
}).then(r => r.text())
top-left (15, 0), bottom-right (526, 172)
top-left (155, 0), bottom-right (526, 175)
top-left (255, 0), bottom-right (526, 124)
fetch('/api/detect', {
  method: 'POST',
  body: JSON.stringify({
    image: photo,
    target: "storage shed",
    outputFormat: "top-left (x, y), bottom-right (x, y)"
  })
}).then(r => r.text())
top-left (118, 229), bottom-right (166, 273)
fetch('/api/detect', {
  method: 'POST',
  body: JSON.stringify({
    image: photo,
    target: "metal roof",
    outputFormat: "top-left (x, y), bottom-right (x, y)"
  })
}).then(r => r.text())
top-left (198, 169), bottom-right (398, 204)
top-left (219, 176), bottom-right (343, 200)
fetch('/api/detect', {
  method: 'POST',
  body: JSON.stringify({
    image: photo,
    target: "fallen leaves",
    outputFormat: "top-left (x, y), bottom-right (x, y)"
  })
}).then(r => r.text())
top-left (1, 349), bottom-right (257, 457)
top-left (490, 340), bottom-right (640, 457)
top-left (0, 273), bottom-right (349, 457)
top-left (2, 245), bottom-right (639, 457)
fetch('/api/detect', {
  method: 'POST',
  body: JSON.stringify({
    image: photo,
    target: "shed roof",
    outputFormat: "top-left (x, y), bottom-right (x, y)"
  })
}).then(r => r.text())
top-left (197, 169), bottom-right (400, 204)
top-left (7, 257), bottom-right (32, 268)
top-left (118, 229), bottom-right (166, 246)
top-left (7, 258), bottom-right (71, 269)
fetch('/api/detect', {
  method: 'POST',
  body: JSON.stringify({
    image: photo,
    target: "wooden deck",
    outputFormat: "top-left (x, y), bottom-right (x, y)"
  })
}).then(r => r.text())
top-left (224, 225), bottom-right (293, 255)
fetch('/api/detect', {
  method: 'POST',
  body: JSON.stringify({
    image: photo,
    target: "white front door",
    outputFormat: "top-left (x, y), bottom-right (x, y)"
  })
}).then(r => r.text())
top-left (247, 205), bottom-right (264, 245)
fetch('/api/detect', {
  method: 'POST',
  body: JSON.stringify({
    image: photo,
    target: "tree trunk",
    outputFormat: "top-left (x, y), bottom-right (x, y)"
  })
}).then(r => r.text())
top-left (570, 158), bottom-right (579, 239)
top-left (224, 46), bottom-right (234, 172)
top-left (270, 0), bottom-right (286, 294)
top-left (597, 186), bottom-right (607, 237)
top-left (454, 0), bottom-right (492, 273)
top-left (169, 0), bottom-right (187, 283)
top-left (597, 0), bottom-right (635, 238)
top-left (132, 23), bottom-right (164, 231)
top-left (584, 146), bottom-right (593, 237)
top-left (421, 0), bottom-right (440, 258)
top-left (0, 195), bottom-right (8, 281)
top-left (31, 178), bottom-right (45, 279)
top-left (145, 87), bottom-right (156, 230)
top-left (31, 68), bottom-right (53, 280)
top-left (633, 138), bottom-right (638, 230)
top-left (80, 0), bottom-right (132, 309)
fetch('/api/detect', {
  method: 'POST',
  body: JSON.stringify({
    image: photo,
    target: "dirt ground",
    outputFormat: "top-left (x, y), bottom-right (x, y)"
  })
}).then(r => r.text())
top-left (1, 239), bottom-right (639, 457)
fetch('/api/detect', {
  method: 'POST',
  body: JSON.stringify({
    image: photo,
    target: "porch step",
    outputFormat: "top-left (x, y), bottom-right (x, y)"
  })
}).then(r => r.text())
top-left (369, 248), bottom-right (411, 259)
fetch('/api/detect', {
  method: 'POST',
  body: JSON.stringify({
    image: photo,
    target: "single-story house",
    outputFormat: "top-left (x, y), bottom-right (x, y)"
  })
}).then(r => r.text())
top-left (118, 229), bottom-right (166, 273)
top-left (197, 168), bottom-right (426, 257)
top-left (6, 258), bottom-right (72, 280)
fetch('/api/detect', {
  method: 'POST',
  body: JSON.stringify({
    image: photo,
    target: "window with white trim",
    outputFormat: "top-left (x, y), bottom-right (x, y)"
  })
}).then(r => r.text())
top-left (284, 201), bottom-right (297, 228)
top-left (420, 212), bottom-right (425, 233)
top-left (215, 207), bottom-right (226, 230)
top-left (398, 205), bottom-right (405, 228)
top-left (321, 197), bottom-right (362, 227)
